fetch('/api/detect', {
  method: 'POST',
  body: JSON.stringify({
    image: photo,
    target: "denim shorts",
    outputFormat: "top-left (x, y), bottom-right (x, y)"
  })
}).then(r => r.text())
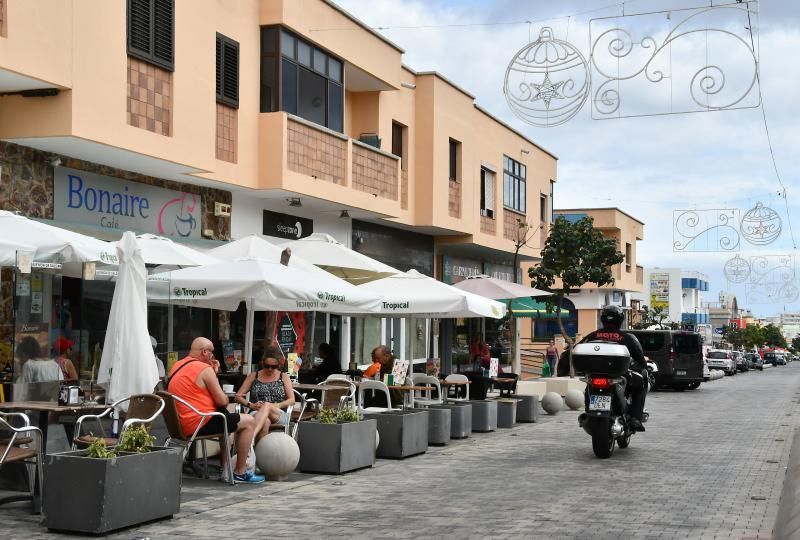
top-left (251, 407), bottom-right (290, 426)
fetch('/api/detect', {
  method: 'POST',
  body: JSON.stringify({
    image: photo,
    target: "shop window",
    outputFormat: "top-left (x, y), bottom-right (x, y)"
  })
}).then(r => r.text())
top-left (448, 138), bottom-right (461, 182)
top-left (216, 33), bottom-right (239, 108)
top-left (532, 298), bottom-right (577, 341)
top-left (260, 26), bottom-right (344, 132)
top-left (503, 155), bottom-right (527, 213)
top-left (127, 0), bottom-right (175, 71)
top-left (480, 167), bottom-right (495, 218)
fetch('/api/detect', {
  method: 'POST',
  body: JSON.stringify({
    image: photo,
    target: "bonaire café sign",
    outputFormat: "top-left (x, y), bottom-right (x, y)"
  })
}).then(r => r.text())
top-left (54, 167), bottom-right (201, 239)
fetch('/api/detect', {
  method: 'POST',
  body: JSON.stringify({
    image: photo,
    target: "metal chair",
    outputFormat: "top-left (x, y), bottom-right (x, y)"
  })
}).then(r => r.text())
top-left (72, 394), bottom-right (165, 450)
top-left (357, 380), bottom-right (395, 413)
top-left (445, 374), bottom-right (470, 402)
top-left (408, 374), bottom-right (443, 407)
top-left (324, 374), bottom-right (349, 382)
top-left (267, 389), bottom-right (310, 440)
top-left (321, 379), bottom-right (357, 413)
top-left (156, 391), bottom-right (234, 486)
top-left (0, 412), bottom-right (44, 513)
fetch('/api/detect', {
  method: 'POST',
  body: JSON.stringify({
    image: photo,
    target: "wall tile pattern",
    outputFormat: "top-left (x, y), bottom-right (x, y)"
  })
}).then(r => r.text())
top-left (286, 119), bottom-right (346, 185)
top-left (352, 145), bottom-right (398, 201)
top-left (0, 0), bottom-right (6, 37)
top-left (127, 57), bottom-right (172, 136)
top-left (216, 104), bottom-right (237, 163)
top-left (448, 181), bottom-right (461, 218)
top-left (480, 215), bottom-right (496, 235)
top-left (401, 169), bottom-right (408, 210)
top-left (504, 209), bottom-right (526, 241)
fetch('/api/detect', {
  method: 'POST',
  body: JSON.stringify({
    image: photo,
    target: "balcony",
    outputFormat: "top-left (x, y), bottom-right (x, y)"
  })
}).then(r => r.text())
top-left (260, 112), bottom-right (402, 215)
top-left (636, 265), bottom-right (644, 285)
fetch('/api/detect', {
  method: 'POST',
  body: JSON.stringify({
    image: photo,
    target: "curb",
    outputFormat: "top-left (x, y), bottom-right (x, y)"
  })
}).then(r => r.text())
top-left (773, 427), bottom-right (800, 539)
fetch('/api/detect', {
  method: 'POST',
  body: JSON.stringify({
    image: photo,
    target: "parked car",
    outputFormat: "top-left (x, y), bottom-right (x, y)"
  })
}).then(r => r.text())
top-left (764, 351), bottom-right (787, 366)
top-left (733, 351), bottom-right (750, 372)
top-left (745, 353), bottom-right (763, 371)
top-left (707, 349), bottom-right (736, 375)
top-left (703, 356), bottom-right (711, 381)
top-left (628, 330), bottom-right (704, 390)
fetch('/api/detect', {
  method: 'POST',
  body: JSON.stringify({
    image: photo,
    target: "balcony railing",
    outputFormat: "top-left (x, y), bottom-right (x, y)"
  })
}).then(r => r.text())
top-left (285, 115), bottom-right (400, 202)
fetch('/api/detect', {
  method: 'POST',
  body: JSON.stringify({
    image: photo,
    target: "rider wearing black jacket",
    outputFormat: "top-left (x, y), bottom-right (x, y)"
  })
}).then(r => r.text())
top-left (581, 305), bottom-right (648, 432)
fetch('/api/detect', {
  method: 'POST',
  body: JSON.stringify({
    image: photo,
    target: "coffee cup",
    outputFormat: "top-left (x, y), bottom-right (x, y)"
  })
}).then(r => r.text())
top-left (222, 384), bottom-right (234, 393)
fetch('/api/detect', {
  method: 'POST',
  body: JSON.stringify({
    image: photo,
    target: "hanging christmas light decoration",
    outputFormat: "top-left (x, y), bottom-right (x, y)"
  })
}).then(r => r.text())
top-left (740, 202), bottom-right (782, 246)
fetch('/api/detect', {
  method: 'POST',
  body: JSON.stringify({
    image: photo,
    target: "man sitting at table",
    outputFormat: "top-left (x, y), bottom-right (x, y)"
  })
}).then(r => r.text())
top-left (168, 337), bottom-right (267, 484)
top-left (362, 345), bottom-right (389, 379)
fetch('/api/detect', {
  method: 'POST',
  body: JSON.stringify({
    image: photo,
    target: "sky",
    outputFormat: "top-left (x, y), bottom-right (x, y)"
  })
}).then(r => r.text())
top-left (330, 0), bottom-right (800, 318)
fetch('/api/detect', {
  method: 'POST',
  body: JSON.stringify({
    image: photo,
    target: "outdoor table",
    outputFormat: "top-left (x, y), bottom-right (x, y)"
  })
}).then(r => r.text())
top-left (0, 401), bottom-right (109, 513)
top-left (440, 380), bottom-right (470, 401)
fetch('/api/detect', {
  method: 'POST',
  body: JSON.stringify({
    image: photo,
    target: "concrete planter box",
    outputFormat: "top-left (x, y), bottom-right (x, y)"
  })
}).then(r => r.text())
top-left (496, 399), bottom-right (519, 428)
top-left (297, 419), bottom-right (377, 474)
top-left (516, 394), bottom-right (539, 423)
top-left (424, 407), bottom-right (451, 445)
top-left (468, 400), bottom-right (498, 432)
top-left (42, 446), bottom-right (182, 534)
top-left (429, 403), bottom-right (472, 439)
top-left (546, 377), bottom-right (586, 396)
top-left (363, 410), bottom-right (429, 459)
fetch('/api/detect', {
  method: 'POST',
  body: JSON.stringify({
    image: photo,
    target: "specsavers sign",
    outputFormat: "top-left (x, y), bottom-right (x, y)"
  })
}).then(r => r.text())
top-left (54, 167), bottom-right (202, 239)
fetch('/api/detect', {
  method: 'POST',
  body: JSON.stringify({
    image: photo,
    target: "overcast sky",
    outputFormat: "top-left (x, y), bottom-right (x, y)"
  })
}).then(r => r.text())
top-left (330, 0), bottom-right (799, 318)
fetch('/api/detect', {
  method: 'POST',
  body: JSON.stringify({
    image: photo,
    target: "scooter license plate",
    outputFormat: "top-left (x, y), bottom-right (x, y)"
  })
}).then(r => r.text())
top-left (589, 395), bottom-right (611, 411)
top-left (677, 370), bottom-right (686, 376)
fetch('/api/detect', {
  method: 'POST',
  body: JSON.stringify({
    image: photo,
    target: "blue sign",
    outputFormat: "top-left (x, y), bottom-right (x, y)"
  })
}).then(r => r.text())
top-left (714, 327), bottom-right (724, 335)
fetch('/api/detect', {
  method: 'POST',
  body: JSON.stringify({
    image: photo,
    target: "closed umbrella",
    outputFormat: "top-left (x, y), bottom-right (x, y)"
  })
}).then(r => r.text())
top-left (96, 231), bottom-right (159, 405)
top-left (277, 233), bottom-right (399, 284)
top-left (0, 210), bottom-right (115, 265)
top-left (361, 270), bottom-right (507, 318)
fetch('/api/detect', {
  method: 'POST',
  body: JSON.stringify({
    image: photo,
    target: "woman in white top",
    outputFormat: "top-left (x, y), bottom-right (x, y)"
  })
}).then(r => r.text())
top-left (17, 336), bottom-right (63, 383)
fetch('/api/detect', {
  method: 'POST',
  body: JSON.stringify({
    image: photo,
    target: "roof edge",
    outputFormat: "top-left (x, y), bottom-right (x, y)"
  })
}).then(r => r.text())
top-left (322, 0), bottom-right (405, 54)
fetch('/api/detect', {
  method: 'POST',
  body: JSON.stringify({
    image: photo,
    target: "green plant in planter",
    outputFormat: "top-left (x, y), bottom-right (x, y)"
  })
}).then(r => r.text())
top-left (318, 408), bottom-right (338, 424)
top-left (117, 425), bottom-right (156, 453)
top-left (335, 406), bottom-right (362, 423)
top-left (86, 438), bottom-right (116, 459)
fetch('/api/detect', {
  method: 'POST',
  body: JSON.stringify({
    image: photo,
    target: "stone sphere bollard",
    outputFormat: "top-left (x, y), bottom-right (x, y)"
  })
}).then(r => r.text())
top-left (565, 389), bottom-right (584, 410)
top-left (541, 392), bottom-right (563, 415)
top-left (375, 429), bottom-right (380, 451)
top-left (255, 433), bottom-right (300, 481)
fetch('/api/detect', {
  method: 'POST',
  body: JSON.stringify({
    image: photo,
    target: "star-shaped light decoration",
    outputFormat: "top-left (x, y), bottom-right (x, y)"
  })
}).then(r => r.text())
top-left (751, 223), bottom-right (771, 238)
top-left (529, 73), bottom-right (565, 109)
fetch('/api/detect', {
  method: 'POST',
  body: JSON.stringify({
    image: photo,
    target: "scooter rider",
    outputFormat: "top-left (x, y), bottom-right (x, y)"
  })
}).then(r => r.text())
top-left (581, 305), bottom-right (648, 432)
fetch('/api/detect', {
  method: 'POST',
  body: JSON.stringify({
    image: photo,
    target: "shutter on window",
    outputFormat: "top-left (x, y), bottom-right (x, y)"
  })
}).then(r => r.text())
top-left (215, 35), bottom-right (223, 99)
top-left (128, 0), bottom-right (152, 57)
top-left (484, 170), bottom-right (495, 212)
top-left (222, 40), bottom-right (239, 107)
top-left (153, 0), bottom-right (174, 69)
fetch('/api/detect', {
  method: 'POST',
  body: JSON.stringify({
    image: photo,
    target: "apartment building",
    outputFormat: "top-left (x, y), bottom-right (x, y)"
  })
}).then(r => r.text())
top-left (0, 0), bottom-right (557, 369)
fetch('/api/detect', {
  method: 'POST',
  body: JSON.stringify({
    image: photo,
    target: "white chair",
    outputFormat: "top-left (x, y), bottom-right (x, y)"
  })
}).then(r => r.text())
top-left (0, 412), bottom-right (44, 513)
top-left (445, 374), bottom-right (470, 402)
top-left (357, 380), bottom-right (395, 413)
top-left (325, 374), bottom-right (349, 382)
top-left (408, 374), bottom-right (443, 407)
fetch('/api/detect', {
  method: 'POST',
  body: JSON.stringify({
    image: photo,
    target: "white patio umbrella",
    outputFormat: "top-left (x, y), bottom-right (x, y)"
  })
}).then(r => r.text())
top-left (361, 270), bottom-right (507, 318)
top-left (0, 238), bottom-right (35, 267)
top-left (208, 234), bottom-right (327, 276)
top-left (451, 274), bottom-right (550, 300)
top-left (96, 231), bottom-right (159, 405)
top-left (149, 257), bottom-right (383, 370)
top-left (277, 233), bottom-right (399, 284)
top-left (0, 210), bottom-right (116, 265)
top-left (119, 233), bottom-right (220, 267)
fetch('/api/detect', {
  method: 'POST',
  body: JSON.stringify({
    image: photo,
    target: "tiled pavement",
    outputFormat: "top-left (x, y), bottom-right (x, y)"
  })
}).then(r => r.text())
top-left (3, 364), bottom-right (800, 539)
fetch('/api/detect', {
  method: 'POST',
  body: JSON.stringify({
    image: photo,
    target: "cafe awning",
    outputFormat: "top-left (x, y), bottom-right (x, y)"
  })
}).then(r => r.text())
top-left (507, 297), bottom-right (568, 318)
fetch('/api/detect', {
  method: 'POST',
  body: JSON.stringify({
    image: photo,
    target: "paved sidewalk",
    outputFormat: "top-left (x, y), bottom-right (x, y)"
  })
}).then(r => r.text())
top-left (2, 364), bottom-right (799, 539)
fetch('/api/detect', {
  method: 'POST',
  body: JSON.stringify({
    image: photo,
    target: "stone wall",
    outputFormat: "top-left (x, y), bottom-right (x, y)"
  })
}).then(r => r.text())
top-left (352, 143), bottom-right (398, 201)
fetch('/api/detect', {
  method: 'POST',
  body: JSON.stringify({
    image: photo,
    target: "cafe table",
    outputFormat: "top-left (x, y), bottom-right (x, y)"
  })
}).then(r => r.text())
top-left (439, 379), bottom-right (471, 401)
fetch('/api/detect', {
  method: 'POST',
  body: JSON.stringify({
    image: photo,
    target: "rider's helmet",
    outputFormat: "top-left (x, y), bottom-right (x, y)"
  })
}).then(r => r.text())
top-left (600, 305), bottom-right (625, 329)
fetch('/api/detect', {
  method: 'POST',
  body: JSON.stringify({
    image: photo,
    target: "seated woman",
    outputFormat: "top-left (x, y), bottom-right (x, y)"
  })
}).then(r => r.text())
top-left (233, 348), bottom-right (295, 439)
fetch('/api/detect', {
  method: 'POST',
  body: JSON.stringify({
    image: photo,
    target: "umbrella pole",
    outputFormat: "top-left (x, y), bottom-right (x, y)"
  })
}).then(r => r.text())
top-left (243, 300), bottom-right (255, 375)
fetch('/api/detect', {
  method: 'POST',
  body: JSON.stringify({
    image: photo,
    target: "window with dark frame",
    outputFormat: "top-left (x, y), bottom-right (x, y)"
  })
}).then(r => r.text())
top-left (127, 0), bottom-right (174, 71)
top-left (626, 242), bottom-right (632, 272)
top-left (480, 167), bottom-right (495, 218)
top-left (503, 155), bottom-right (527, 213)
top-left (540, 194), bottom-right (547, 222)
top-left (216, 33), bottom-right (240, 108)
top-left (259, 26), bottom-right (344, 132)
top-left (449, 138), bottom-right (461, 182)
top-left (392, 122), bottom-right (407, 170)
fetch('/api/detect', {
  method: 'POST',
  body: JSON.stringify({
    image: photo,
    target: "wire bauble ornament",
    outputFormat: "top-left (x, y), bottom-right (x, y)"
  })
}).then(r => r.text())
top-left (740, 202), bottom-right (782, 246)
top-left (723, 254), bottom-right (750, 284)
top-left (504, 27), bottom-right (590, 128)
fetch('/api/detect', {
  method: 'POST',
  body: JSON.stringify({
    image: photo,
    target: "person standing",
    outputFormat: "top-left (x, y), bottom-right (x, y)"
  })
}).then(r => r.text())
top-left (52, 337), bottom-right (79, 381)
top-left (545, 340), bottom-right (559, 378)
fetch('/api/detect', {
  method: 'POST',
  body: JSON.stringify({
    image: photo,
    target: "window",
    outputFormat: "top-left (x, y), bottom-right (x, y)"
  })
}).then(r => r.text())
top-left (260, 26), bottom-right (344, 132)
top-left (480, 167), bottom-right (495, 218)
top-left (392, 122), bottom-right (407, 170)
top-left (503, 155), bottom-right (526, 213)
top-left (216, 34), bottom-right (239, 108)
top-left (539, 194), bottom-right (547, 222)
top-left (625, 242), bottom-right (632, 273)
top-left (449, 138), bottom-right (461, 182)
top-left (127, 0), bottom-right (174, 71)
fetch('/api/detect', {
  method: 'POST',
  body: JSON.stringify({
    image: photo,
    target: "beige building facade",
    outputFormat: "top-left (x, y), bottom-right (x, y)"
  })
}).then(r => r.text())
top-left (0, 0), bottom-right (557, 370)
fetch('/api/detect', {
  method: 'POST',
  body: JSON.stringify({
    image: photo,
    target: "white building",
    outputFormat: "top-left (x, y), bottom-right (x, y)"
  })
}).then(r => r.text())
top-left (632, 268), bottom-right (711, 342)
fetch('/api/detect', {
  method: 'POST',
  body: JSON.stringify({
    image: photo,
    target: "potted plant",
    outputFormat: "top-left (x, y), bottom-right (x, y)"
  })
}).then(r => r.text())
top-left (297, 406), bottom-right (377, 474)
top-left (362, 408), bottom-right (430, 459)
top-left (42, 426), bottom-right (183, 534)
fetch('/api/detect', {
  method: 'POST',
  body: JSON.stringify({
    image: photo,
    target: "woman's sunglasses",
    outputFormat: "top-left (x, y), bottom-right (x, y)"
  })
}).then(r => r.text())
top-left (264, 364), bottom-right (279, 369)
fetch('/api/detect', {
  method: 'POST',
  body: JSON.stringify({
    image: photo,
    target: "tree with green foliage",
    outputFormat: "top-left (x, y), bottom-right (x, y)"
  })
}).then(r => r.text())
top-left (762, 324), bottom-right (787, 348)
top-left (631, 305), bottom-right (672, 330)
top-left (528, 215), bottom-right (625, 376)
top-left (792, 336), bottom-right (800, 352)
top-left (721, 325), bottom-right (745, 349)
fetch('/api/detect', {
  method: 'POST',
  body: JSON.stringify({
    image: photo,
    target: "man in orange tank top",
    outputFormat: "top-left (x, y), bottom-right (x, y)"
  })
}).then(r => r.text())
top-left (168, 337), bottom-right (267, 484)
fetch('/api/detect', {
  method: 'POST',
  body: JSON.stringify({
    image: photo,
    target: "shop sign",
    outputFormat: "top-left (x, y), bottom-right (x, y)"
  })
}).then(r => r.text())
top-left (277, 315), bottom-right (297, 356)
top-left (263, 210), bottom-right (313, 240)
top-left (483, 262), bottom-right (515, 283)
top-left (649, 272), bottom-right (670, 310)
top-left (54, 166), bottom-right (202, 239)
top-left (442, 256), bottom-right (482, 285)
